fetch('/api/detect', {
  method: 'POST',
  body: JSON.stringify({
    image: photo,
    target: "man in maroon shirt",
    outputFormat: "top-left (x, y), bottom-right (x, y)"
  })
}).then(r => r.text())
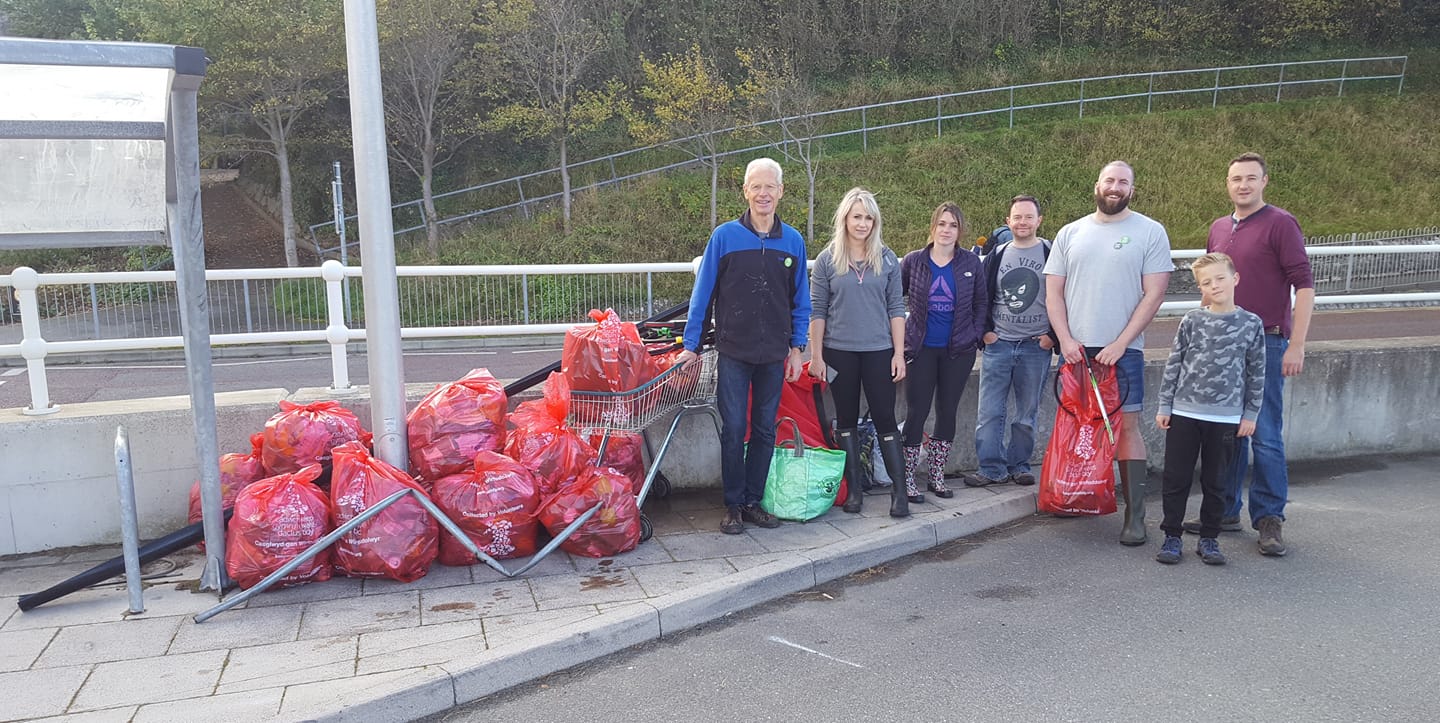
top-left (1190, 152), bottom-right (1314, 557)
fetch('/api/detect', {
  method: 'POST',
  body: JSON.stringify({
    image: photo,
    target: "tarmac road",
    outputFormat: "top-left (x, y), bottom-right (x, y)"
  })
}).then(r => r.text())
top-left (426, 454), bottom-right (1440, 723)
top-left (1, 306), bottom-right (1433, 410)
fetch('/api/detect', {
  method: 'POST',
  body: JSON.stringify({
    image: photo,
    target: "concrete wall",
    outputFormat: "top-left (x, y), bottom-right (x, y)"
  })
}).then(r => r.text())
top-left (2, 338), bottom-right (1437, 555)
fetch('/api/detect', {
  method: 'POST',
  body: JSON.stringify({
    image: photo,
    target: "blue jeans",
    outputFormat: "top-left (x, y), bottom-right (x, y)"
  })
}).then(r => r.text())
top-left (1225, 335), bottom-right (1289, 523)
top-left (715, 353), bottom-right (785, 509)
top-left (975, 339), bottom-right (1052, 480)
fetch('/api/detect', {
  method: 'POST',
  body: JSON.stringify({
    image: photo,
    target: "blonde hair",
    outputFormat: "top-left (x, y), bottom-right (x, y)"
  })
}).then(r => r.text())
top-left (1191, 252), bottom-right (1236, 280)
top-left (825, 188), bottom-right (884, 275)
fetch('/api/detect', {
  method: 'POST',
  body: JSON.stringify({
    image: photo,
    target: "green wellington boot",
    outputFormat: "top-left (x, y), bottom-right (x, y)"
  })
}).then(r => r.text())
top-left (1118, 459), bottom-right (1148, 546)
top-left (878, 432), bottom-right (910, 518)
top-left (835, 428), bottom-right (864, 514)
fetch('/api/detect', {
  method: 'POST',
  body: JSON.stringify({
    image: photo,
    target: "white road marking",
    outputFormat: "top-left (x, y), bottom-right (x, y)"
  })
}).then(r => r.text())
top-left (2, 368), bottom-right (23, 377)
top-left (767, 636), bottom-right (865, 668)
top-left (0, 380), bottom-right (6, 386)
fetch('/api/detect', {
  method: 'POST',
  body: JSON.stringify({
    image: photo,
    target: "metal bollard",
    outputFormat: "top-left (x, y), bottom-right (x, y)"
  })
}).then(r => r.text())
top-left (114, 426), bottom-right (145, 615)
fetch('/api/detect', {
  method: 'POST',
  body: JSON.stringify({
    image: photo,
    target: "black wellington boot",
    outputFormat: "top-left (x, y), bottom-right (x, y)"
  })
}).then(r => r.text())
top-left (1118, 459), bottom-right (1148, 546)
top-left (878, 432), bottom-right (910, 518)
top-left (835, 428), bottom-right (864, 514)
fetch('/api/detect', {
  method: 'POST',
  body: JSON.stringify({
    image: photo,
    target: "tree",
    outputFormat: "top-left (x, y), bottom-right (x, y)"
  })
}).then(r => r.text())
top-left (629, 45), bottom-right (754, 228)
top-left (740, 49), bottom-right (826, 243)
top-left (124, 0), bottom-right (344, 267)
top-left (379, 0), bottom-right (483, 258)
top-left (482, 0), bottom-right (611, 236)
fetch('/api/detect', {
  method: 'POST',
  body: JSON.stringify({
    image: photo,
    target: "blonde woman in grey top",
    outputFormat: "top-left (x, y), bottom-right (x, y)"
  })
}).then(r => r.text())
top-left (808, 188), bottom-right (911, 517)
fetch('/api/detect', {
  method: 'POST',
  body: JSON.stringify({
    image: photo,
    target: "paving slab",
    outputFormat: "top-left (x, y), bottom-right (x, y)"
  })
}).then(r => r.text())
top-left (71, 649), bottom-right (228, 712)
top-left (0, 626), bottom-right (56, 672)
top-left (419, 579), bottom-right (536, 625)
top-left (657, 530), bottom-right (766, 561)
top-left (167, 601), bottom-right (304, 654)
top-left (808, 517), bottom-right (938, 583)
top-left (361, 562), bottom-right (474, 595)
top-left (2, 588), bottom-right (132, 632)
top-left (132, 689), bottom-right (283, 722)
top-left (298, 590), bottom-right (420, 639)
top-left (629, 558), bottom-right (736, 598)
top-left (750, 519), bottom-right (849, 552)
top-left (567, 542), bottom-right (676, 573)
top-left (26, 706), bottom-right (138, 723)
top-left (530, 568), bottom-right (648, 609)
top-left (0, 563), bottom-right (97, 598)
top-left (0, 665), bottom-right (92, 720)
top-left (724, 552), bottom-right (795, 572)
top-left (243, 576), bottom-right (366, 608)
top-left (218, 634), bottom-right (358, 694)
top-left (358, 619), bottom-right (487, 674)
top-left (480, 606), bottom-right (605, 649)
top-left (278, 665), bottom-right (456, 723)
top-left (35, 615), bottom-right (183, 667)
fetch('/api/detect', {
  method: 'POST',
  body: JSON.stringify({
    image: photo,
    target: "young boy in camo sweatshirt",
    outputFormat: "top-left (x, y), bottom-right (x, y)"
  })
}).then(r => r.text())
top-left (1154, 253), bottom-right (1265, 566)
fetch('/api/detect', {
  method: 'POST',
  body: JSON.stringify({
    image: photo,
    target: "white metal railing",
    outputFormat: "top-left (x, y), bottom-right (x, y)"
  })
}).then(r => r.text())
top-left (3, 244), bottom-right (1438, 414)
top-left (308, 55), bottom-right (1408, 253)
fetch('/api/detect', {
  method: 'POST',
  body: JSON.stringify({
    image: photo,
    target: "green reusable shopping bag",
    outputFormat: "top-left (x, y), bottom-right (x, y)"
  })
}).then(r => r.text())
top-left (760, 417), bottom-right (845, 522)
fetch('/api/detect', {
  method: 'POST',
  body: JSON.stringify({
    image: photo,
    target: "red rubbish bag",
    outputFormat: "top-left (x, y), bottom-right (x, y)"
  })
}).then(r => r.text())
top-left (587, 431), bottom-right (646, 495)
top-left (225, 465), bottom-right (333, 590)
top-left (433, 451), bottom-right (542, 564)
top-left (189, 433), bottom-right (267, 551)
top-left (329, 441), bottom-right (438, 582)
top-left (563, 308), bottom-right (659, 393)
top-left (538, 466), bottom-right (641, 558)
top-left (260, 400), bottom-right (373, 476)
top-left (407, 368), bottom-right (508, 480)
top-left (504, 372), bottom-right (596, 496)
top-left (1038, 360), bottom-right (1122, 516)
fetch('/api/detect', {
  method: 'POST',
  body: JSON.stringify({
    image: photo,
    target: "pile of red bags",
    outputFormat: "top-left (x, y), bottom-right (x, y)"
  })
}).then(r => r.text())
top-left (225, 465), bottom-right (334, 590)
top-left (563, 308), bottom-right (659, 393)
top-left (329, 441), bottom-right (438, 582)
top-left (433, 451), bottom-right (542, 564)
top-left (538, 466), bottom-right (641, 558)
top-left (260, 400), bottom-right (373, 476)
top-left (505, 372), bottom-right (596, 496)
top-left (407, 369), bottom-right (508, 480)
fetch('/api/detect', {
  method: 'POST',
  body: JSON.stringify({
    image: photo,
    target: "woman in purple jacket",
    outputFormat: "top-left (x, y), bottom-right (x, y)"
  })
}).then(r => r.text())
top-left (899, 202), bottom-right (989, 504)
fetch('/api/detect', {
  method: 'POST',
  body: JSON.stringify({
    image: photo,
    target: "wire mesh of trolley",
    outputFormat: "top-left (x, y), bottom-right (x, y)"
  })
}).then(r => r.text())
top-left (568, 343), bottom-right (722, 541)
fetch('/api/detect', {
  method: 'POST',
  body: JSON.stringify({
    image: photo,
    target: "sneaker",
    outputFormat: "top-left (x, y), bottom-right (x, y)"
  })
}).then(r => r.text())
top-left (1155, 536), bottom-right (1183, 564)
top-left (964, 473), bottom-right (1007, 488)
top-left (720, 506), bottom-right (744, 535)
top-left (1011, 472), bottom-right (1036, 486)
top-left (1196, 537), bottom-right (1227, 565)
top-left (1182, 515), bottom-right (1242, 534)
top-left (740, 504), bottom-right (781, 529)
top-left (1256, 516), bottom-right (1287, 556)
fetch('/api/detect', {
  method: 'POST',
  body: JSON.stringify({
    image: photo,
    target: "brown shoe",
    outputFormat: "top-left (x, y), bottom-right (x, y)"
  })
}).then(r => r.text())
top-left (1256, 516), bottom-right (1287, 556)
top-left (720, 506), bottom-right (744, 535)
top-left (740, 504), bottom-right (781, 529)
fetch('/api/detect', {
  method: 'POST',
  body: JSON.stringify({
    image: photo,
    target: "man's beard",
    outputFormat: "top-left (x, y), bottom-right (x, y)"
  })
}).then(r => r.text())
top-left (1094, 189), bottom-right (1131, 215)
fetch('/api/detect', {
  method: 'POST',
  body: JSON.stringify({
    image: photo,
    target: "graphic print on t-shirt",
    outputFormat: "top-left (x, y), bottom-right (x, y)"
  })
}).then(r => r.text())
top-left (1000, 267), bottom-right (1040, 314)
top-left (929, 275), bottom-right (954, 313)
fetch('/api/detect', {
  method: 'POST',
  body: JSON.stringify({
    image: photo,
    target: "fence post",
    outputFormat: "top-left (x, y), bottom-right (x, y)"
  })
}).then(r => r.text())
top-left (936, 97), bottom-right (942, 137)
top-left (646, 272), bottom-right (654, 318)
top-left (242, 278), bottom-right (254, 333)
top-left (322, 260), bottom-right (351, 391)
top-left (522, 273), bottom-right (531, 325)
top-left (1213, 69), bottom-right (1221, 108)
top-left (89, 282), bottom-right (101, 340)
top-left (1147, 74), bottom-right (1154, 113)
top-left (1398, 56), bottom-right (1407, 96)
top-left (1276, 64), bottom-right (1285, 102)
top-left (517, 179), bottom-right (530, 220)
top-left (609, 156), bottom-right (618, 182)
top-left (1079, 79), bottom-right (1085, 118)
top-left (1344, 253), bottom-right (1356, 293)
top-left (1008, 86), bottom-right (1015, 128)
top-left (1339, 59), bottom-right (1348, 97)
top-left (11, 267), bottom-right (57, 415)
top-left (861, 107), bottom-right (868, 152)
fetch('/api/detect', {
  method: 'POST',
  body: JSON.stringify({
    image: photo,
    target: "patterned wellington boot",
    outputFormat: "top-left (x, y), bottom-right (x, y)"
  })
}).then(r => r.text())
top-left (925, 438), bottom-right (955, 498)
top-left (902, 444), bottom-right (925, 505)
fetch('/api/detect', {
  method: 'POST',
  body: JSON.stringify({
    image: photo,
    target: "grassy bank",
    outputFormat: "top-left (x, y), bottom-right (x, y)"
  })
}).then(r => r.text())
top-left (431, 90), bottom-right (1440, 265)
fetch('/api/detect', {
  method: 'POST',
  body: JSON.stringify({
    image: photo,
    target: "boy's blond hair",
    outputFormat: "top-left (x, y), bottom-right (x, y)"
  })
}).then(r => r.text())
top-left (1191, 252), bottom-right (1236, 280)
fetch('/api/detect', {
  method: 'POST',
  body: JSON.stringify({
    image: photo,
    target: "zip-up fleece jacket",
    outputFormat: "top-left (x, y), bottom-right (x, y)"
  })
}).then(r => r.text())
top-left (900, 244), bottom-right (987, 359)
top-left (683, 211), bottom-right (811, 364)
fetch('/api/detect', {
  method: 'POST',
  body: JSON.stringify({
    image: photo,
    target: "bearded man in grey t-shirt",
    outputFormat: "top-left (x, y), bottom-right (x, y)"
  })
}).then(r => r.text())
top-left (1043, 160), bottom-right (1174, 546)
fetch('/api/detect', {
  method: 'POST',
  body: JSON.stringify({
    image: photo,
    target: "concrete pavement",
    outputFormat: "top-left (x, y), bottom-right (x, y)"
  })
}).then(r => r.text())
top-left (0, 481), bottom-right (1037, 721)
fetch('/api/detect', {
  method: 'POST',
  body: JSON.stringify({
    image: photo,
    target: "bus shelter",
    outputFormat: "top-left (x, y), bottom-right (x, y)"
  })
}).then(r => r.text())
top-left (0, 38), bottom-right (228, 593)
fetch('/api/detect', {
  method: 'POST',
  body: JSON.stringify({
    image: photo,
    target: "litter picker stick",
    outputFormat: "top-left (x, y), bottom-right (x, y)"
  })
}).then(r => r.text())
top-left (1082, 357), bottom-right (1117, 446)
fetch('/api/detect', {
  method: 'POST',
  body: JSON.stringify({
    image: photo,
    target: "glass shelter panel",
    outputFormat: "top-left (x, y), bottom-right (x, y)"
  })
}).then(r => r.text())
top-left (0, 138), bottom-right (166, 235)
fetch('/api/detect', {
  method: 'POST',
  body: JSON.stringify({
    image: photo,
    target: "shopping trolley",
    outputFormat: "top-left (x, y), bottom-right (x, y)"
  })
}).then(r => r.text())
top-left (568, 347), bottom-right (722, 541)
